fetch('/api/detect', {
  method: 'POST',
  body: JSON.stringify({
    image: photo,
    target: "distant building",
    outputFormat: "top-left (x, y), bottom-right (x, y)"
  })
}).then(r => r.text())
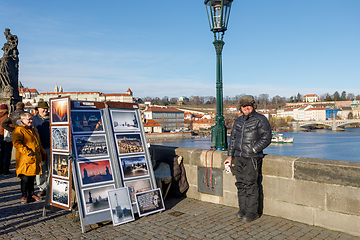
top-left (226, 106), bottom-right (237, 112)
top-left (192, 119), bottom-right (214, 131)
top-left (19, 88), bottom-right (39, 105)
top-left (326, 108), bottom-right (338, 120)
top-left (351, 98), bottom-right (360, 108)
top-left (143, 119), bottom-right (162, 133)
top-left (303, 94), bottom-right (319, 103)
top-left (306, 107), bottom-right (326, 121)
top-left (34, 85), bottom-right (134, 103)
top-left (143, 106), bottom-right (184, 132)
top-left (99, 88), bottom-right (133, 102)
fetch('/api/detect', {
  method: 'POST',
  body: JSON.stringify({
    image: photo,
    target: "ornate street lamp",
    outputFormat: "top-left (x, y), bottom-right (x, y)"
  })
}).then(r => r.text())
top-left (205, 0), bottom-right (233, 150)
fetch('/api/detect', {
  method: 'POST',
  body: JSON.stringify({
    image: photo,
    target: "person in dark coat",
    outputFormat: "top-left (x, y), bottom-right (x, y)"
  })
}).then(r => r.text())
top-left (0, 104), bottom-right (13, 175)
top-left (1, 102), bottom-right (25, 175)
top-left (1, 102), bottom-right (26, 132)
top-left (224, 95), bottom-right (272, 223)
top-left (32, 101), bottom-right (50, 198)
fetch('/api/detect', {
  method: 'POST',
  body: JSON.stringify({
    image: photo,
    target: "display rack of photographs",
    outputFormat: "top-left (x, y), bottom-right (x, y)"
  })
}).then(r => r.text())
top-left (70, 102), bottom-right (116, 232)
top-left (110, 109), bottom-right (162, 216)
top-left (68, 101), bottom-right (158, 232)
top-left (49, 96), bottom-right (72, 210)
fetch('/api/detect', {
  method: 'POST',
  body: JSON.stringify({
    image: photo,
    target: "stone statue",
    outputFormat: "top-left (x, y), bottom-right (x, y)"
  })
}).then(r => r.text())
top-left (0, 28), bottom-right (20, 99)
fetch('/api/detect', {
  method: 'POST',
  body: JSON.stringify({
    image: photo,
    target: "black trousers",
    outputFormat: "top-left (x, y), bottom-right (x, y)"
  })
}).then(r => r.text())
top-left (0, 140), bottom-right (12, 174)
top-left (19, 174), bottom-right (36, 198)
top-left (234, 156), bottom-right (263, 218)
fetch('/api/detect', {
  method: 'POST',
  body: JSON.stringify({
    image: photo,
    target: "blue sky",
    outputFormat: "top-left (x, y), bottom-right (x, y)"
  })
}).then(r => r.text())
top-left (1, 1), bottom-right (359, 99)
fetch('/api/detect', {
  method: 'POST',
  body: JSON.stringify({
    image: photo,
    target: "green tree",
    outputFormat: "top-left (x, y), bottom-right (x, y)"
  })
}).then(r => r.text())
top-left (333, 91), bottom-right (340, 101)
top-left (296, 93), bottom-right (302, 102)
top-left (341, 91), bottom-right (347, 101)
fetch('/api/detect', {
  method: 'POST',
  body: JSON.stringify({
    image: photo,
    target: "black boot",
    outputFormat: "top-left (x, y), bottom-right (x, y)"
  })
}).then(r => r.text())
top-left (242, 214), bottom-right (260, 223)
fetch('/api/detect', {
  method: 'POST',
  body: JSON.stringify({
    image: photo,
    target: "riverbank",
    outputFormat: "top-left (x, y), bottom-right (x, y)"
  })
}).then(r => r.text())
top-left (145, 131), bottom-right (193, 142)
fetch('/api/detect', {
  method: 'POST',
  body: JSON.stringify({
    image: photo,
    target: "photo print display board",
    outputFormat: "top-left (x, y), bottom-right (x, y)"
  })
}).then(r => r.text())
top-left (135, 188), bottom-right (165, 217)
top-left (71, 110), bottom-right (104, 134)
top-left (110, 110), bottom-right (140, 132)
top-left (49, 96), bottom-right (72, 211)
top-left (107, 187), bottom-right (135, 226)
top-left (73, 134), bottom-right (109, 159)
top-left (68, 101), bottom-right (157, 233)
top-left (51, 98), bottom-right (70, 124)
top-left (51, 126), bottom-right (70, 152)
top-left (77, 159), bottom-right (114, 187)
top-left (51, 178), bottom-right (70, 208)
top-left (119, 155), bottom-right (149, 180)
top-left (52, 152), bottom-right (70, 179)
top-left (124, 178), bottom-right (152, 204)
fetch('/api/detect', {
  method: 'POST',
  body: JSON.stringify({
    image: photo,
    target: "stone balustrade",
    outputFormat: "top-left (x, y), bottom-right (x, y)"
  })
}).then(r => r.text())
top-left (150, 145), bottom-right (360, 237)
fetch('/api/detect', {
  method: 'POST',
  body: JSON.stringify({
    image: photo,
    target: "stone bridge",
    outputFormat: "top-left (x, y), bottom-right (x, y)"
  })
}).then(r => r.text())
top-left (292, 119), bottom-right (360, 131)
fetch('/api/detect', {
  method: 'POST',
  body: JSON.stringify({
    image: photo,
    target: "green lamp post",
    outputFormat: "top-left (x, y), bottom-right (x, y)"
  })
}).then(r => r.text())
top-left (205, 0), bottom-right (233, 150)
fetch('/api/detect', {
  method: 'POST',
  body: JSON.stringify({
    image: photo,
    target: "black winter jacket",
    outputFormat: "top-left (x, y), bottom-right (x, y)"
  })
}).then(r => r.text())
top-left (228, 111), bottom-right (272, 158)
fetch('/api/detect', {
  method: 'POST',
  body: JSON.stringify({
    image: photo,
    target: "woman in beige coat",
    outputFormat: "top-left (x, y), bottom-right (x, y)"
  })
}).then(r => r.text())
top-left (13, 112), bottom-right (46, 203)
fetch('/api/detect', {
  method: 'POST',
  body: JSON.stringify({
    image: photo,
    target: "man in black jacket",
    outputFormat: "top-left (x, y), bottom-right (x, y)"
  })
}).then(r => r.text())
top-left (224, 95), bottom-right (272, 223)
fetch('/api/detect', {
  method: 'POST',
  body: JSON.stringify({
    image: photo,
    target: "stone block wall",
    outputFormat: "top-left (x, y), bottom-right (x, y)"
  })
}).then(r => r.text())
top-left (150, 145), bottom-right (360, 237)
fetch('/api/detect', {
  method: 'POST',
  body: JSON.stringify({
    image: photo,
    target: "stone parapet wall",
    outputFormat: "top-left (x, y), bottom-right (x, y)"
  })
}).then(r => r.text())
top-left (150, 145), bottom-right (360, 236)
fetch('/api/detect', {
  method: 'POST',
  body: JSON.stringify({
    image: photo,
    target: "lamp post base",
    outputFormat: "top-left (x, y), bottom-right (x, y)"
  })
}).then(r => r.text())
top-left (211, 119), bottom-right (227, 150)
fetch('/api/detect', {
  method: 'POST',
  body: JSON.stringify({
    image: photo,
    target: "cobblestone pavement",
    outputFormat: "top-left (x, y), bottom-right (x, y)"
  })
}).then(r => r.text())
top-left (1, 169), bottom-right (359, 240)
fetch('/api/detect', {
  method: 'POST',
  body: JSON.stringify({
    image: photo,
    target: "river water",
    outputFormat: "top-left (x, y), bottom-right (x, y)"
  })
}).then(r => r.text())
top-left (153, 128), bottom-right (360, 162)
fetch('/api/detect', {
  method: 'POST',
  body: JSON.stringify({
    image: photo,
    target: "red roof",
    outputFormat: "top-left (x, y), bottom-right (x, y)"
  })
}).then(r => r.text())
top-left (39, 91), bottom-right (99, 95)
top-left (143, 119), bottom-right (161, 127)
top-left (145, 107), bottom-right (183, 113)
top-left (193, 119), bottom-right (214, 124)
top-left (19, 88), bottom-right (39, 94)
top-left (100, 93), bottom-right (129, 96)
top-left (303, 94), bottom-right (318, 97)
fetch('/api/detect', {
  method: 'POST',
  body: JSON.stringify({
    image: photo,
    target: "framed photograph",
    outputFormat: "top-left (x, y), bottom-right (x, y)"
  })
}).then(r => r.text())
top-left (124, 178), bottom-right (152, 203)
top-left (135, 188), bottom-right (165, 217)
top-left (51, 98), bottom-right (69, 124)
top-left (71, 110), bottom-right (104, 134)
top-left (51, 126), bottom-right (70, 152)
top-left (82, 184), bottom-right (115, 215)
top-left (51, 178), bottom-right (70, 208)
top-left (119, 155), bottom-right (149, 180)
top-left (107, 187), bottom-right (135, 226)
top-left (52, 153), bottom-right (70, 179)
top-left (78, 159), bottom-right (114, 187)
top-left (115, 133), bottom-right (144, 155)
top-left (110, 110), bottom-right (139, 132)
top-left (73, 134), bottom-right (109, 159)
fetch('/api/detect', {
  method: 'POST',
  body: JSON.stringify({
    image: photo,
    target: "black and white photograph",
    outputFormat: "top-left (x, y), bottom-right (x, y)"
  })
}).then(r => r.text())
top-left (52, 153), bottom-right (70, 179)
top-left (124, 178), bottom-right (152, 203)
top-left (78, 159), bottom-right (113, 187)
top-left (119, 155), bottom-right (149, 180)
top-left (51, 178), bottom-right (69, 208)
top-left (71, 110), bottom-right (104, 133)
top-left (51, 126), bottom-right (69, 151)
top-left (51, 98), bottom-right (69, 124)
top-left (110, 110), bottom-right (139, 132)
top-left (135, 188), bottom-right (165, 217)
top-left (115, 133), bottom-right (144, 155)
top-left (73, 134), bottom-right (109, 159)
top-left (82, 184), bottom-right (115, 215)
top-left (107, 188), bottom-right (135, 226)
